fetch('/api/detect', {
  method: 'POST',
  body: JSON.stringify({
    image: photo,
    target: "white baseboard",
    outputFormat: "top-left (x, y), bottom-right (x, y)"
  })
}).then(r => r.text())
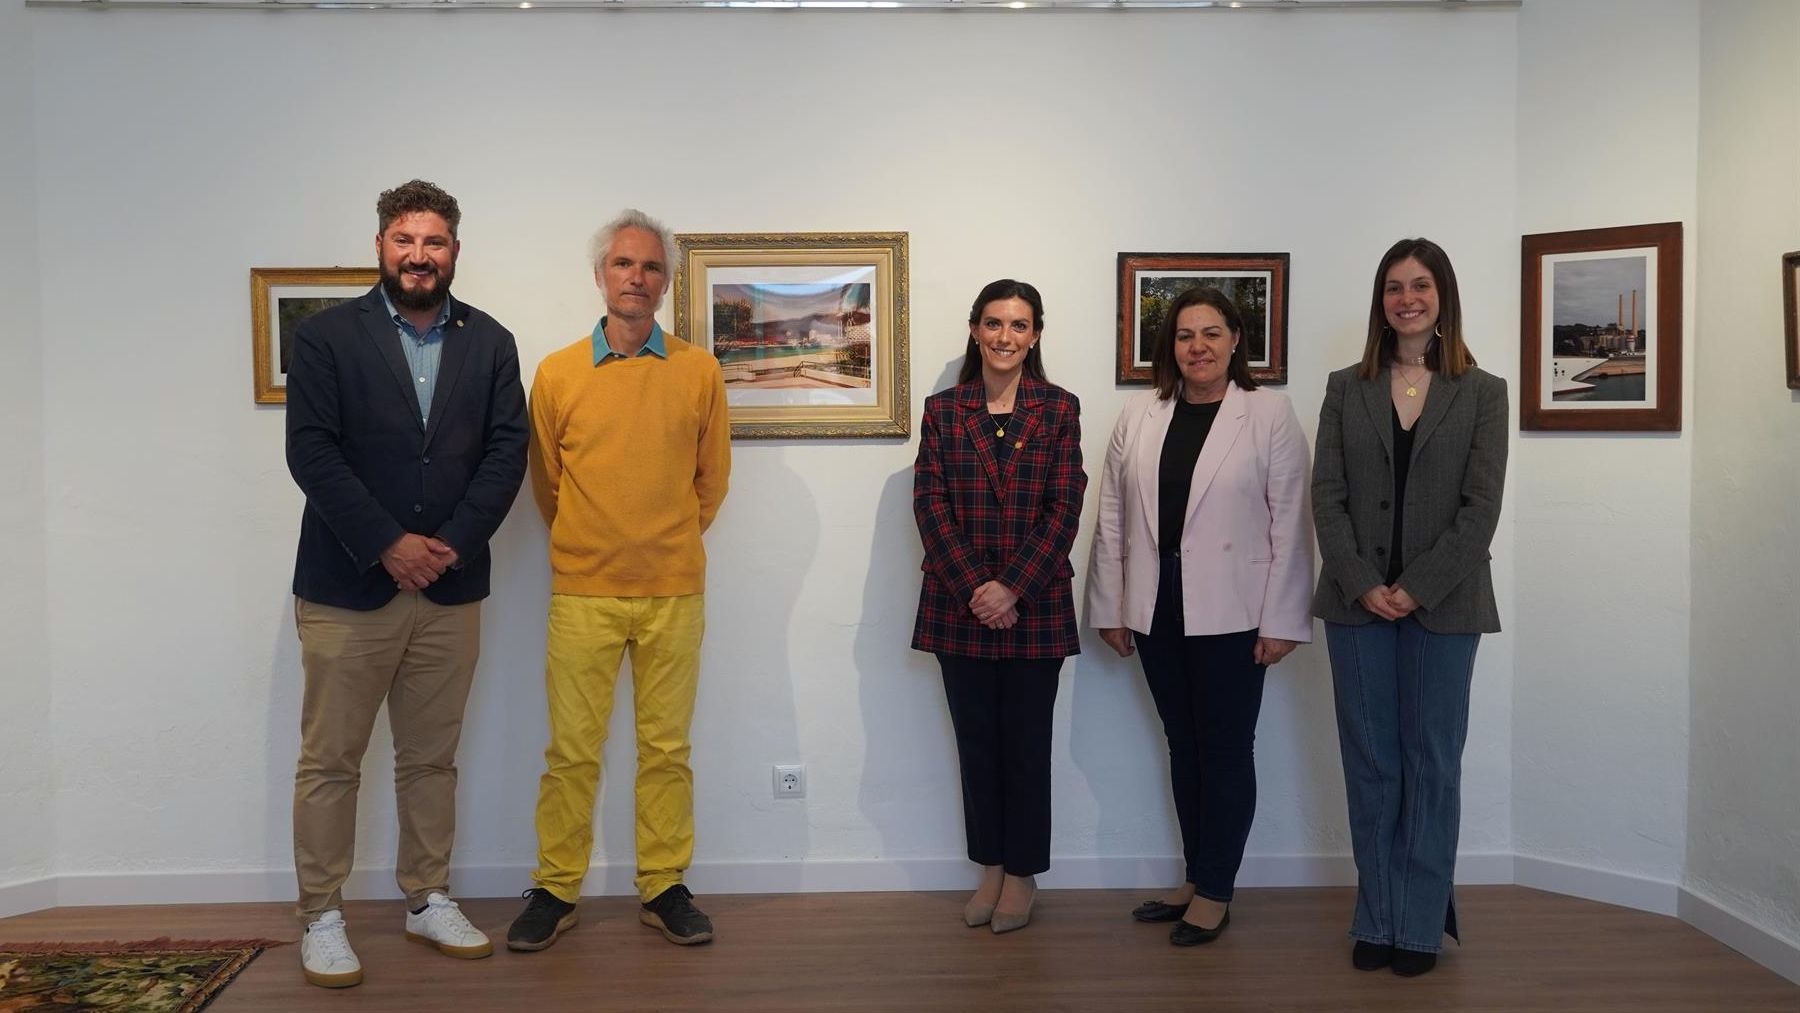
top-left (1679, 884), bottom-right (1800, 986)
top-left (1513, 855), bottom-right (1682, 916)
top-left (0, 876), bottom-right (57, 920)
top-left (16, 850), bottom-right (1517, 913)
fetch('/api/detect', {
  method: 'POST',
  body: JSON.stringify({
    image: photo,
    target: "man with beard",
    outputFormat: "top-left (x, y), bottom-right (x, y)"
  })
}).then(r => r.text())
top-left (506, 209), bottom-right (730, 952)
top-left (285, 179), bottom-right (527, 988)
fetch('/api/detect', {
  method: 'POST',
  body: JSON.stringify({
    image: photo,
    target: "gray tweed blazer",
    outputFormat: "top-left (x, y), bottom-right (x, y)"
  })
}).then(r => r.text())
top-left (1310, 363), bottom-right (1508, 634)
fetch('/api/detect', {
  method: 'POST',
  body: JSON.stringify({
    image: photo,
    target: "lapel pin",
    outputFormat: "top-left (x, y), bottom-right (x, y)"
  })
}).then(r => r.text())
top-left (1016, 440), bottom-right (1025, 449)
top-left (456, 319), bottom-right (465, 327)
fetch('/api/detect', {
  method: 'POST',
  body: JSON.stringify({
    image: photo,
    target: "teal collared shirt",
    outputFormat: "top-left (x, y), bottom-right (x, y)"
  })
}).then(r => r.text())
top-left (381, 288), bottom-right (453, 425)
top-left (592, 316), bottom-right (668, 365)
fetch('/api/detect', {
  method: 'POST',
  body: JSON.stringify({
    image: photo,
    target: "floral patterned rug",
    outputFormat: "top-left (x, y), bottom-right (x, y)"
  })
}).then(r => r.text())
top-left (0, 938), bottom-right (277, 1012)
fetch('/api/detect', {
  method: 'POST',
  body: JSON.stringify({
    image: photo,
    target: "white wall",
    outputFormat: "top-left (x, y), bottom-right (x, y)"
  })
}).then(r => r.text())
top-left (25, 6), bottom-right (1519, 897)
top-left (1511, 0), bottom-right (1698, 894)
top-left (1689, 0), bottom-right (1800, 953)
top-left (0, 0), bottom-right (56, 911)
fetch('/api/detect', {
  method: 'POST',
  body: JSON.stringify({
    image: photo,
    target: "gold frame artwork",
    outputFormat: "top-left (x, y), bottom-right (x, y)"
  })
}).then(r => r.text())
top-left (251, 267), bottom-right (378, 404)
top-left (673, 232), bottom-right (910, 439)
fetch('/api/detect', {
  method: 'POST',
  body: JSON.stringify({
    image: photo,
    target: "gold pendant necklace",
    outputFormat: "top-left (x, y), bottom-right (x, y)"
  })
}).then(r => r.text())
top-left (1397, 365), bottom-right (1428, 398)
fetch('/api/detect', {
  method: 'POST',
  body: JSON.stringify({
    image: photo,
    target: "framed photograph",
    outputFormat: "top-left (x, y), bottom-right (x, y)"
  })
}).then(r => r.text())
top-left (251, 267), bottom-right (377, 404)
top-left (673, 231), bottom-right (910, 439)
top-left (1783, 250), bottom-right (1800, 390)
top-left (1116, 252), bottom-right (1289, 385)
top-left (1521, 223), bottom-right (1682, 431)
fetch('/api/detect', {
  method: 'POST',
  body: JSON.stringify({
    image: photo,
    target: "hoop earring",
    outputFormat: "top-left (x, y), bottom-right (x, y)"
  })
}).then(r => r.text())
top-left (1434, 324), bottom-right (1445, 339)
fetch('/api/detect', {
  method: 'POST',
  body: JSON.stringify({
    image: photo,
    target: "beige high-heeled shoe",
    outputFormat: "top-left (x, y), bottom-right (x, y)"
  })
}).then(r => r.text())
top-left (990, 882), bottom-right (1037, 934)
top-left (963, 899), bottom-right (995, 928)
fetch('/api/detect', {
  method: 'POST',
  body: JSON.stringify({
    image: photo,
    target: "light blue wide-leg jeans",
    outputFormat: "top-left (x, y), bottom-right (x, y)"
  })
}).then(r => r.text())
top-left (1325, 617), bottom-right (1479, 954)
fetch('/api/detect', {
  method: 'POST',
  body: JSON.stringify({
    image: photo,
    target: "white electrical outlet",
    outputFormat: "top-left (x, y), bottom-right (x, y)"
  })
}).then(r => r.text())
top-left (772, 764), bottom-right (806, 799)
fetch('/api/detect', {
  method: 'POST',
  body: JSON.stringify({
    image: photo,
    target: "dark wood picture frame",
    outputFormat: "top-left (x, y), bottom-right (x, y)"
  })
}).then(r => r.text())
top-left (1520, 222), bottom-right (1683, 432)
top-left (1116, 252), bottom-right (1289, 385)
top-left (1783, 250), bottom-right (1799, 391)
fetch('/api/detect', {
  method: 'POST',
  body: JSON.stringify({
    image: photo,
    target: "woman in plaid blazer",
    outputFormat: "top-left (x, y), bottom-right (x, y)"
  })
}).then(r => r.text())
top-left (912, 279), bottom-right (1086, 935)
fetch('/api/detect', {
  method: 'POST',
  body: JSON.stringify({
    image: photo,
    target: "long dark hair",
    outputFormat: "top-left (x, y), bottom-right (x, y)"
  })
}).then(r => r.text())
top-left (956, 278), bottom-right (1049, 384)
top-left (1151, 285), bottom-right (1259, 400)
top-left (1357, 237), bottom-right (1476, 379)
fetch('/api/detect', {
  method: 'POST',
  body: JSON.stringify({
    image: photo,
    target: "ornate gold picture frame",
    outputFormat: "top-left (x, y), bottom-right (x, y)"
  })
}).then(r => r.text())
top-left (250, 267), bottom-right (377, 405)
top-left (673, 232), bottom-right (910, 439)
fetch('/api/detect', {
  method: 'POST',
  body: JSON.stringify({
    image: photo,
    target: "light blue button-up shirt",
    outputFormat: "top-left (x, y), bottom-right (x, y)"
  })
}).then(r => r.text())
top-left (381, 288), bottom-right (452, 425)
top-left (591, 316), bottom-right (668, 365)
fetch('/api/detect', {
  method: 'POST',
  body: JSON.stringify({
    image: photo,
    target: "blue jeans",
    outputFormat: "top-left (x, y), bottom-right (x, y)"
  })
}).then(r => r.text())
top-left (1324, 617), bottom-right (1479, 954)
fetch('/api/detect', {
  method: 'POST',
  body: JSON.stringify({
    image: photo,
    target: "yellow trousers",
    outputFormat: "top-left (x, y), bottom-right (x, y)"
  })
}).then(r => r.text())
top-left (532, 592), bottom-right (704, 904)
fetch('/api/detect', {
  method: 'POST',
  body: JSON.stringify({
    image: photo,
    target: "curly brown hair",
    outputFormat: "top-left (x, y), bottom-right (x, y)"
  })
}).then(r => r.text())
top-left (376, 179), bottom-right (461, 237)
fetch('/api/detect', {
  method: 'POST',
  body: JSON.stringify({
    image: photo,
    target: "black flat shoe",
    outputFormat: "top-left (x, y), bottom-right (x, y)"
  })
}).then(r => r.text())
top-left (1352, 940), bottom-right (1394, 970)
top-left (1169, 907), bottom-right (1229, 946)
top-left (1130, 899), bottom-right (1191, 923)
top-left (1391, 948), bottom-right (1437, 977)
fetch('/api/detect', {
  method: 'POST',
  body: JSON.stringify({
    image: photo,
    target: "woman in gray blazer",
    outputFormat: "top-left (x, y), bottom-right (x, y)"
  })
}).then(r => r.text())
top-left (1311, 238), bottom-right (1507, 978)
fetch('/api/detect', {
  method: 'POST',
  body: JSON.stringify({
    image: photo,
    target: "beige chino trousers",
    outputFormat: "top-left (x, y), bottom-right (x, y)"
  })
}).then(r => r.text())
top-left (292, 592), bottom-right (480, 925)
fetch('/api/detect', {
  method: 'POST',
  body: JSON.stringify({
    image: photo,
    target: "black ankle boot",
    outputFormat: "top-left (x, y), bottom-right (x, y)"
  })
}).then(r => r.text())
top-left (1391, 948), bottom-right (1437, 977)
top-left (1352, 940), bottom-right (1393, 970)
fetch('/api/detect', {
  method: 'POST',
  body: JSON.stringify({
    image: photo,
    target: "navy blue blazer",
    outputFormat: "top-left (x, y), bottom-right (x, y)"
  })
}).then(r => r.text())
top-left (286, 287), bottom-right (528, 610)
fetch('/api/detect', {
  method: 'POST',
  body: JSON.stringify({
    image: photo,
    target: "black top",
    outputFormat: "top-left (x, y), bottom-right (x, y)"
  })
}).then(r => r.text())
top-left (1157, 398), bottom-right (1223, 553)
top-left (989, 412), bottom-right (1014, 461)
top-left (1386, 405), bottom-right (1416, 585)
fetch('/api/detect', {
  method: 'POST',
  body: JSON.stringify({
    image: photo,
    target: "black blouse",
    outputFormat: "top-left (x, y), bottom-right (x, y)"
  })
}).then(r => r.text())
top-left (1157, 398), bottom-right (1222, 552)
top-left (1387, 406), bottom-right (1416, 585)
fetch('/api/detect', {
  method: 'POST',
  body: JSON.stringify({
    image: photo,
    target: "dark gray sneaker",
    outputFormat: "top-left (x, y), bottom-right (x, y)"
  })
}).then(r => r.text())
top-left (639, 884), bottom-right (714, 945)
top-left (507, 888), bottom-right (577, 952)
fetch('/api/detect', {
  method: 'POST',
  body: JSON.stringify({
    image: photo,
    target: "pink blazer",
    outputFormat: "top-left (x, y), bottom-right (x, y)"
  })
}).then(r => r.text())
top-left (1086, 384), bottom-right (1314, 642)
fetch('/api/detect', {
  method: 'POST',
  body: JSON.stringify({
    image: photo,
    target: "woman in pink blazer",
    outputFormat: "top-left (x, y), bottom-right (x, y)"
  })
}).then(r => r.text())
top-left (1087, 285), bottom-right (1313, 946)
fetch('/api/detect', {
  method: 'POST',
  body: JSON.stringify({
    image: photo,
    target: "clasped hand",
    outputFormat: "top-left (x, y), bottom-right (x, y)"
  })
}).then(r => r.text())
top-left (969, 580), bottom-right (1021, 630)
top-left (1358, 584), bottom-right (1419, 622)
top-left (381, 533), bottom-right (459, 591)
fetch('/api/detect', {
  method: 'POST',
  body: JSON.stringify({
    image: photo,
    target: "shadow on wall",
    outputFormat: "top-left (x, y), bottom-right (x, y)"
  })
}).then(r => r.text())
top-left (454, 508), bottom-right (551, 887)
top-left (688, 447), bottom-right (813, 882)
top-left (854, 356), bottom-right (968, 888)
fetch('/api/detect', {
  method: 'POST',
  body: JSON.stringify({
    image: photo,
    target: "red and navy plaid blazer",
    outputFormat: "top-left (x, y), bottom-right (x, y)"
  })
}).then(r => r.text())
top-left (911, 378), bottom-right (1086, 659)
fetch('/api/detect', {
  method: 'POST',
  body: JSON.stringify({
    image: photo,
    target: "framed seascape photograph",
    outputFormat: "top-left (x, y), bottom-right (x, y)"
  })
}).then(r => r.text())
top-left (1520, 222), bottom-right (1682, 431)
top-left (250, 267), bottom-right (377, 404)
top-left (1116, 252), bottom-right (1289, 385)
top-left (1784, 250), bottom-right (1800, 390)
top-left (673, 231), bottom-right (910, 439)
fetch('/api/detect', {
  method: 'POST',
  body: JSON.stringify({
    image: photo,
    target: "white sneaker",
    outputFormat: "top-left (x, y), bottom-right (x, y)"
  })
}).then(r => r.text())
top-left (302, 910), bottom-right (363, 988)
top-left (405, 892), bottom-right (493, 959)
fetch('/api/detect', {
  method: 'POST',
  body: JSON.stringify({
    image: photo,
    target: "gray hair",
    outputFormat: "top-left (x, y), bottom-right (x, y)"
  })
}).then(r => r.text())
top-left (589, 208), bottom-right (678, 276)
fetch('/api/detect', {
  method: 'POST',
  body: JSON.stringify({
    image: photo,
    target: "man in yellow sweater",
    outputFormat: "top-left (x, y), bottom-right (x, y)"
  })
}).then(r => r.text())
top-left (508, 209), bottom-right (731, 951)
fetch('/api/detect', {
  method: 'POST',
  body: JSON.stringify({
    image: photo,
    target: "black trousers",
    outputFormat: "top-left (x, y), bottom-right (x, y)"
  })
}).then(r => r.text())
top-left (1134, 554), bottom-right (1267, 902)
top-left (936, 654), bottom-right (1064, 877)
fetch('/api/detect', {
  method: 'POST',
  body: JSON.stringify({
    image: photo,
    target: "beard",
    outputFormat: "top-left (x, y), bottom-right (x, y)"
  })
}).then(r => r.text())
top-left (381, 260), bottom-right (454, 312)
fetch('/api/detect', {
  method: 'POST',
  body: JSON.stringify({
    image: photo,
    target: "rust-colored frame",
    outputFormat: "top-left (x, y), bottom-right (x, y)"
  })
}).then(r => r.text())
top-left (1783, 250), bottom-right (1799, 391)
top-left (1116, 252), bottom-right (1289, 386)
top-left (1520, 222), bottom-right (1683, 432)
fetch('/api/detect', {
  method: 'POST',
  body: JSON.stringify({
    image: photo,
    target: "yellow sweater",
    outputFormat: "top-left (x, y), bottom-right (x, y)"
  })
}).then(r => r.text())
top-left (528, 331), bottom-right (731, 596)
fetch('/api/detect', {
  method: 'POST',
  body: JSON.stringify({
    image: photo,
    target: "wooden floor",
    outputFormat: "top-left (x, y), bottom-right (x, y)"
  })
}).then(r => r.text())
top-left (1, 887), bottom-right (1793, 1011)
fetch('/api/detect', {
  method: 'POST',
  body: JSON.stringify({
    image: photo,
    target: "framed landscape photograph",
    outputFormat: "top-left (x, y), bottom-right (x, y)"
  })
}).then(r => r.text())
top-left (1784, 250), bottom-right (1799, 390)
top-left (1116, 252), bottom-right (1289, 385)
top-left (673, 231), bottom-right (910, 439)
top-left (1520, 222), bottom-right (1682, 431)
top-left (251, 267), bottom-right (377, 405)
